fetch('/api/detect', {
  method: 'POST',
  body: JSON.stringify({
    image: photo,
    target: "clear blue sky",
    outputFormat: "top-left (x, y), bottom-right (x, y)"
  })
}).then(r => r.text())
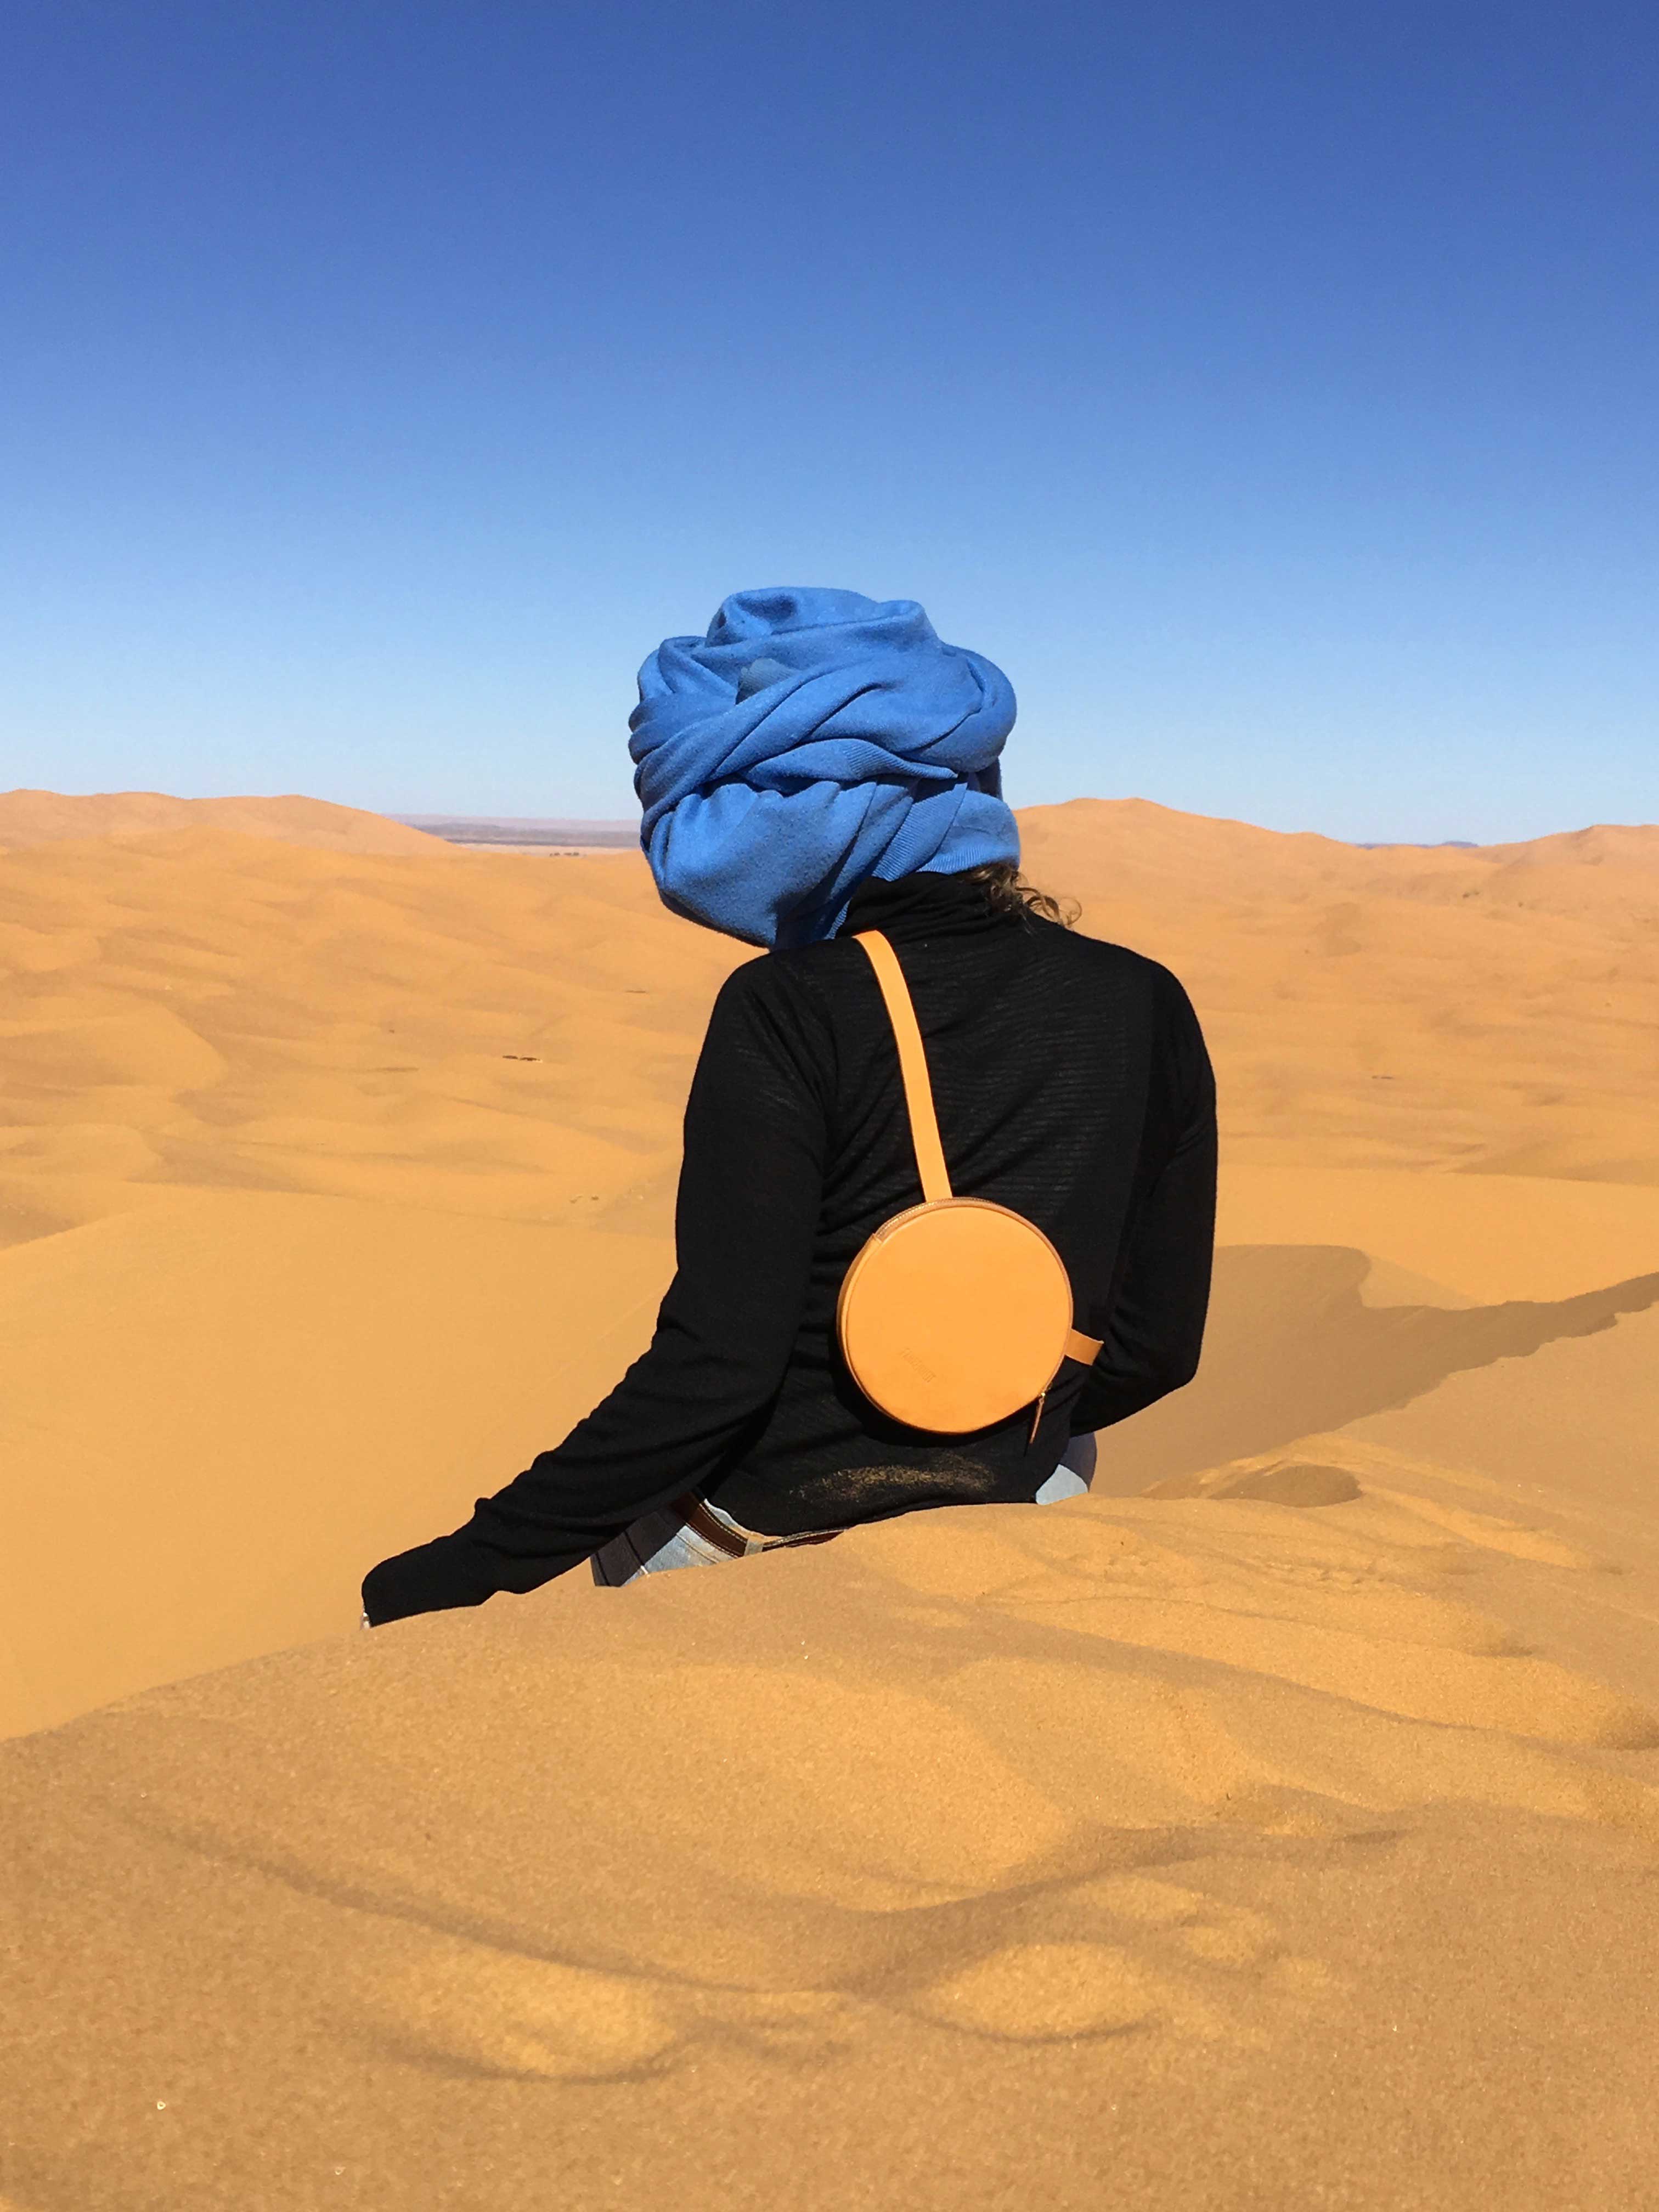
top-left (3, 1), bottom-right (1654, 840)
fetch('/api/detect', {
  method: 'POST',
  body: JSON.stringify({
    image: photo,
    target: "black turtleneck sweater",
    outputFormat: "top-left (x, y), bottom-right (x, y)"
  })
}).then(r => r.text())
top-left (363, 873), bottom-right (1216, 1625)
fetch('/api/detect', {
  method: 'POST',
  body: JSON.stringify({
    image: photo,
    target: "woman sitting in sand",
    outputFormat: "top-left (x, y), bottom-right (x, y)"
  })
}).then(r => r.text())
top-left (363, 588), bottom-right (1215, 1623)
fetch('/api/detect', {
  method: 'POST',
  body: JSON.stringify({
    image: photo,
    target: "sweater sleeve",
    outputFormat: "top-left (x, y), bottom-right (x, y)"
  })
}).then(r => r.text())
top-left (361, 961), bottom-right (831, 1624)
top-left (1069, 970), bottom-right (1217, 1436)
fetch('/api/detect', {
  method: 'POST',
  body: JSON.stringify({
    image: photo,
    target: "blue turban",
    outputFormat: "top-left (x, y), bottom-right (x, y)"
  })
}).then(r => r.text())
top-left (629, 586), bottom-right (1020, 947)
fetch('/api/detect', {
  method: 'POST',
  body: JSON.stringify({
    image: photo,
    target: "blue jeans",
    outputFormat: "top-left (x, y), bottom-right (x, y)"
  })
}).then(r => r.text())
top-left (588, 1494), bottom-right (803, 1585)
top-left (1034, 1429), bottom-right (1097, 1503)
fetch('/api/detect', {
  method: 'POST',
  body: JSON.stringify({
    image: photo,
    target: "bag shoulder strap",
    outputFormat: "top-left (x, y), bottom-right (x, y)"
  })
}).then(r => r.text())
top-left (852, 931), bottom-right (952, 1205)
top-left (851, 929), bottom-right (1103, 1369)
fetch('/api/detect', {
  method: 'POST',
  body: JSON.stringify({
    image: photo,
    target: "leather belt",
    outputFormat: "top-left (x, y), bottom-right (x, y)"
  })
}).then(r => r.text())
top-left (672, 1492), bottom-right (841, 1560)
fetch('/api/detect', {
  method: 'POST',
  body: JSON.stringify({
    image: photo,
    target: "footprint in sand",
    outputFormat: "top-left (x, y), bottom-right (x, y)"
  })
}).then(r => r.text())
top-left (1149, 1460), bottom-right (1362, 1505)
top-left (365, 1937), bottom-right (681, 2081)
top-left (1210, 1461), bottom-right (1362, 1505)
top-left (900, 1940), bottom-right (1235, 2043)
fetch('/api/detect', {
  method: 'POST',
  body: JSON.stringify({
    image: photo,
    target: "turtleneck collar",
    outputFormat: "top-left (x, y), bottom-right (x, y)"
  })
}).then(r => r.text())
top-left (837, 870), bottom-right (1014, 946)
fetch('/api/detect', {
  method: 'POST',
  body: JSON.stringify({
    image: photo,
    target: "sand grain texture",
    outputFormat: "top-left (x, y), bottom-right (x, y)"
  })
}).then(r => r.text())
top-left (3, 795), bottom-right (1657, 2208)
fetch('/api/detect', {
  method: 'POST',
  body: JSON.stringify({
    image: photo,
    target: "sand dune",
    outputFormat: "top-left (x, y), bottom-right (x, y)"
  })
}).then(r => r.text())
top-left (0, 1192), bottom-right (670, 1739)
top-left (1023, 799), bottom-right (1659, 1183)
top-left (0, 823), bottom-right (740, 1250)
top-left (7, 1457), bottom-right (1659, 2208)
top-left (3, 795), bottom-right (1657, 2208)
top-left (0, 787), bottom-right (448, 855)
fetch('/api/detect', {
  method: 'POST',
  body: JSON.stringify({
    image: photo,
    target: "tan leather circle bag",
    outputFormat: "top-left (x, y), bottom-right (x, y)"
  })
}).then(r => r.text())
top-left (835, 931), bottom-right (1102, 1435)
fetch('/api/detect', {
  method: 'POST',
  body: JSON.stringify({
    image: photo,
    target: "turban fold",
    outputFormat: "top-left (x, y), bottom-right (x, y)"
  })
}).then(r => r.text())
top-left (629, 586), bottom-right (1020, 947)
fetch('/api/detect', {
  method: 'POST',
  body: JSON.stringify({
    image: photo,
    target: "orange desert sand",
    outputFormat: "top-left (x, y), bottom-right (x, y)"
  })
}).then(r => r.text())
top-left (2, 787), bottom-right (1658, 2210)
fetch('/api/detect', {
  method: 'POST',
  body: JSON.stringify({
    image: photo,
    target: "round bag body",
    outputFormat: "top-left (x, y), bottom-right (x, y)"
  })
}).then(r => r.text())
top-left (836, 1195), bottom-right (1076, 1433)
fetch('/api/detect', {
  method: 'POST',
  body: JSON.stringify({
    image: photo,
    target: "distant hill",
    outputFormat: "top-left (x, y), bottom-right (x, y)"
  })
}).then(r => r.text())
top-left (0, 791), bottom-right (446, 856)
top-left (1015, 797), bottom-right (1659, 917)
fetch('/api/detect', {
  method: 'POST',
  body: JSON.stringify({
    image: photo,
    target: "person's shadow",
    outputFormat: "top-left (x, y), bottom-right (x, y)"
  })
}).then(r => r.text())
top-left (1090, 1245), bottom-right (1659, 1494)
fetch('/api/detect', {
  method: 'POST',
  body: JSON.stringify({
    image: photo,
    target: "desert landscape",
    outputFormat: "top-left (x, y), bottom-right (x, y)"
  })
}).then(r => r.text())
top-left (3, 788), bottom-right (1657, 2210)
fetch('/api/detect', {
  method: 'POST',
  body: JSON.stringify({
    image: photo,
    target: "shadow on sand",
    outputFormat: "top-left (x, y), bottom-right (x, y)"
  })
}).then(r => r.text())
top-left (1092, 1246), bottom-right (1659, 1494)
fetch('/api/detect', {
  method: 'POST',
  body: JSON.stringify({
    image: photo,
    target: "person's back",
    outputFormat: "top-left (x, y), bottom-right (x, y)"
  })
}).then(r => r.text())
top-left (705, 869), bottom-right (1212, 1535)
top-left (362, 586), bottom-right (1213, 1627)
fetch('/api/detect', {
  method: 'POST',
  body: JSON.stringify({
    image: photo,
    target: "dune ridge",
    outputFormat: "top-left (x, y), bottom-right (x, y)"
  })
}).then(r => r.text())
top-left (0, 787), bottom-right (448, 855)
top-left (3, 793), bottom-right (1657, 2207)
top-left (1024, 800), bottom-right (1659, 1183)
